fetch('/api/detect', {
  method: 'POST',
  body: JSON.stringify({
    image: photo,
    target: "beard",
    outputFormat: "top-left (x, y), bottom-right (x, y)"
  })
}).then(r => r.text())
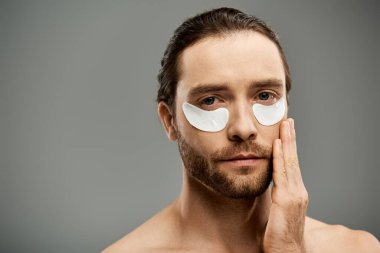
top-left (177, 132), bottom-right (273, 199)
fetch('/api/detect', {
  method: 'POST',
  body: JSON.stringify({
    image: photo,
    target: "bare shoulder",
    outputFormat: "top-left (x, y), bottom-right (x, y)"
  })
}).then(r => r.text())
top-left (305, 216), bottom-right (380, 253)
top-left (101, 203), bottom-right (183, 253)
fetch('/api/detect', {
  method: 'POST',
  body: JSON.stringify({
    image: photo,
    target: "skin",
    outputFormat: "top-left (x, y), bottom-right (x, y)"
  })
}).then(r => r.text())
top-left (102, 32), bottom-right (380, 253)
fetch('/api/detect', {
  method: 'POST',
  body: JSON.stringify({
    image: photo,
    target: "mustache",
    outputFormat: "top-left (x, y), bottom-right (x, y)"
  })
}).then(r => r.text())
top-left (210, 141), bottom-right (272, 161)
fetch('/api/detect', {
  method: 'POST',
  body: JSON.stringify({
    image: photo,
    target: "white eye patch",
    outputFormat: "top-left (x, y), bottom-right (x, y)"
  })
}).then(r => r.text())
top-left (182, 103), bottom-right (229, 132)
top-left (252, 97), bottom-right (286, 126)
top-left (182, 97), bottom-right (286, 132)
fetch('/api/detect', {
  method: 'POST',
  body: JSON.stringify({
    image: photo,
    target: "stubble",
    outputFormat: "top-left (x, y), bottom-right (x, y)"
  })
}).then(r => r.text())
top-left (177, 132), bottom-right (273, 199)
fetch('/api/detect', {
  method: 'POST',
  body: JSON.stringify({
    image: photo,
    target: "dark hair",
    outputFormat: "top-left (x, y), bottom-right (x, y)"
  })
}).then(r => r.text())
top-left (157, 7), bottom-right (291, 111)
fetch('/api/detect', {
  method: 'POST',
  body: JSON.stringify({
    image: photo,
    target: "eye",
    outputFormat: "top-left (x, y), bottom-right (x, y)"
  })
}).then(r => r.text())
top-left (255, 91), bottom-right (279, 105)
top-left (198, 96), bottom-right (224, 110)
top-left (258, 92), bottom-right (273, 101)
top-left (201, 97), bottom-right (217, 105)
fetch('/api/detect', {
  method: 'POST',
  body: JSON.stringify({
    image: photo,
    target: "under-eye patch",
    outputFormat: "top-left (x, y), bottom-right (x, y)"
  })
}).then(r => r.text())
top-left (182, 103), bottom-right (229, 132)
top-left (182, 97), bottom-right (286, 132)
top-left (252, 97), bottom-right (286, 126)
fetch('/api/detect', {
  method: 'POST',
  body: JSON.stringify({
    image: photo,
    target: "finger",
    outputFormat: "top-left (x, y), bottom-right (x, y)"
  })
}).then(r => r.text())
top-left (283, 119), bottom-right (304, 186)
top-left (288, 118), bottom-right (298, 155)
top-left (280, 119), bottom-right (299, 182)
top-left (272, 138), bottom-right (287, 188)
top-left (289, 118), bottom-right (304, 183)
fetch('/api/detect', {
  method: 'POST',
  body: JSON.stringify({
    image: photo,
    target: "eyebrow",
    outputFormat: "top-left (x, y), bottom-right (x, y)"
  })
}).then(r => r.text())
top-left (249, 79), bottom-right (284, 90)
top-left (188, 84), bottom-right (229, 98)
top-left (187, 78), bottom-right (284, 98)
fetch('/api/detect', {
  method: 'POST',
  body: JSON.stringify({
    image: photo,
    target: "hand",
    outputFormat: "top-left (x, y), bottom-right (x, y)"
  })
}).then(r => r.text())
top-left (262, 118), bottom-right (308, 253)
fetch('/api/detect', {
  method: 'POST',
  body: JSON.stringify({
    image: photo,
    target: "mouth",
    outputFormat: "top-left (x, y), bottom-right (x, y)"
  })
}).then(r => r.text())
top-left (219, 154), bottom-right (265, 167)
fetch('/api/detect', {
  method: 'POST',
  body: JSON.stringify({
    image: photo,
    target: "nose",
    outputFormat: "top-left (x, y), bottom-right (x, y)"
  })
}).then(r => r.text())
top-left (227, 103), bottom-right (258, 142)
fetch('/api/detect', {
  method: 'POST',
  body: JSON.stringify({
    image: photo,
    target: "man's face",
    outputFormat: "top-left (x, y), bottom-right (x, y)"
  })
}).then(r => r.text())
top-left (174, 31), bottom-right (288, 199)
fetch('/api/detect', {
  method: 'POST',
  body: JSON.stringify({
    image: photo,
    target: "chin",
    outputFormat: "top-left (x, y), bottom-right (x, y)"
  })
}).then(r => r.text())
top-left (209, 165), bottom-right (273, 199)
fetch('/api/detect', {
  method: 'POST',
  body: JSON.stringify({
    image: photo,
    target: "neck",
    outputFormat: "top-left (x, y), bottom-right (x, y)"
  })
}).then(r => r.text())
top-left (172, 168), bottom-right (272, 252)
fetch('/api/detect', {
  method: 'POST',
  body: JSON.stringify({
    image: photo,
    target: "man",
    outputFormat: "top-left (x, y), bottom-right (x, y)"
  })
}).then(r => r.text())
top-left (103, 7), bottom-right (379, 253)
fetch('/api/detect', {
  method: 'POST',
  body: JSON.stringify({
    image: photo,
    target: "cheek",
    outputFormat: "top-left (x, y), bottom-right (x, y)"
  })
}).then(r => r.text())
top-left (189, 131), bottom-right (225, 154)
top-left (257, 123), bottom-right (281, 146)
top-left (178, 120), bottom-right (225, 155)
top-left (175, 105), bottom-right (190, 133)
top-left (263, 104), bottom-right (287, 140)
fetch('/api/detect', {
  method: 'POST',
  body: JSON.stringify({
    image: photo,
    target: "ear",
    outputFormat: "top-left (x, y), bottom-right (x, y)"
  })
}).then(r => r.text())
top-left (158, 101), bottom-right (178, 141)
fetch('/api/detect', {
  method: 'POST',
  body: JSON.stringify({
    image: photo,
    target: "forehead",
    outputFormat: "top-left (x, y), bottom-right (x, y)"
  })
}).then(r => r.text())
top-left (177, 31), bottom-right (286, 97)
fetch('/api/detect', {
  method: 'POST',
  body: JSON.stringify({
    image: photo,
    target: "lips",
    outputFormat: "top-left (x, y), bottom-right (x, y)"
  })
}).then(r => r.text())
top-left (221, 153), bottom-right (263, 161)
top-left (217, 153), bottom-right (265, 167)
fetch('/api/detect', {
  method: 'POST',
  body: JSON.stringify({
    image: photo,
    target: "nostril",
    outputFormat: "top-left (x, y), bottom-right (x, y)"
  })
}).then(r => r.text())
top-left (231, 134), bottom-right (244, 142)
top-left (231, 132), bottom-right (256, 142)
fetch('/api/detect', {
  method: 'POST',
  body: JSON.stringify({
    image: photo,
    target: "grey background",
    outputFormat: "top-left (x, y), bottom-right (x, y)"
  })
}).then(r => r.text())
top-left (1, 0), bottom-right (379, 252)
